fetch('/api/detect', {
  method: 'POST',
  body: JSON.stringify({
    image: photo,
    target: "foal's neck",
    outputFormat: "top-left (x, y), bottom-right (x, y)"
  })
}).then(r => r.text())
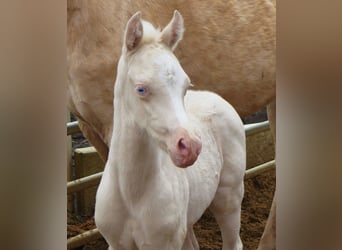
top-left (109, 100), bottom-right (162, 201)
top-left (111, 107), bottom-right (159, 168)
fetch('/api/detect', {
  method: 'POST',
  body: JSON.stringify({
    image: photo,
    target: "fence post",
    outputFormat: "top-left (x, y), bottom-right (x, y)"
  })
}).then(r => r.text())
top-left (74, 147), bottom-right (105, 215)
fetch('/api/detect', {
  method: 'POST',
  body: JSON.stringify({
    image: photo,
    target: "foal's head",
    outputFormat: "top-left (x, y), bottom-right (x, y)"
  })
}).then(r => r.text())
top-left (115, 11), bottom-right (201, 168)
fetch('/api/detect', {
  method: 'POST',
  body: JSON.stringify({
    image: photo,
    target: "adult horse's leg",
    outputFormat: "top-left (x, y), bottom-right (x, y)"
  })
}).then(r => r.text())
top-left (258, 196), bottom-right (276, 250)
top-left (77, 119), bottom-right (109, 162)
top-left (267, 100), bottom-right (276, 140)
top-left (258, 99), bottom-right (276, 250)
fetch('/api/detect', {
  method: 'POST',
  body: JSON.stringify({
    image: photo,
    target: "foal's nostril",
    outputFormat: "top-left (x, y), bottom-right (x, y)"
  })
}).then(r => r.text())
top-left (178, 138), bottom-right (187, 151)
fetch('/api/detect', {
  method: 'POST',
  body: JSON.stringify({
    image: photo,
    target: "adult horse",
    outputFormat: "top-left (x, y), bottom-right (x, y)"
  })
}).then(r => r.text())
top-left (67, 0), bottom-right (276, 249)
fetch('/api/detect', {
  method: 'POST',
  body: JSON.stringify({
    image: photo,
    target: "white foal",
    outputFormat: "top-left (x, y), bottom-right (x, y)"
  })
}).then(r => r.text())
top-left (95, 11), bottom-right (246, 250)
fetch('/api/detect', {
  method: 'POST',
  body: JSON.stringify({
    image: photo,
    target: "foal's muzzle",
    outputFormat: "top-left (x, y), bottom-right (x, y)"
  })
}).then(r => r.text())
top-left (167, 128), bottom-right (202, 168)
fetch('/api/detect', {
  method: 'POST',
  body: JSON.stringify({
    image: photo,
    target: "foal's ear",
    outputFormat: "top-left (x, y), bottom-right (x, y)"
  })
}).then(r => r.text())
top-left (160, 10), bottom-right (184, 51)
top-left (124, 12), bottom-right (143, 51)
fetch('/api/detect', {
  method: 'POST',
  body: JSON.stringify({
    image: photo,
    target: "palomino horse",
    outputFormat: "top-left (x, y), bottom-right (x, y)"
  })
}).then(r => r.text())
top-left (95, 11), bottom-right (246, 249)
top-left (67, 0), bottom-right (276, 249)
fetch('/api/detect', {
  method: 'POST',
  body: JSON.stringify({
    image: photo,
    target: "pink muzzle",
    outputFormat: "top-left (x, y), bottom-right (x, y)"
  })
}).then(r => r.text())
top-left (167, 128), bottom-right (202, 168)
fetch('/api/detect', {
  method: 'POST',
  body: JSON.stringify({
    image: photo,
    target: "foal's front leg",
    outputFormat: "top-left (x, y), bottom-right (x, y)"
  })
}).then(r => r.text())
top-left (95, 174), bottom-right (130, 249)
top-left (182, 227), bottom-right (199, 250)
top-left (135, 208), bottom-right (188, 250)
top-left (137, 227), bottom-right (187, 250)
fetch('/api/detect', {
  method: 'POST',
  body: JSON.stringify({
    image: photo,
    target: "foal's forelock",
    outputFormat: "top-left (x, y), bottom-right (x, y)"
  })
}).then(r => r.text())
top-left (140, 21), bottom-right (161, 45)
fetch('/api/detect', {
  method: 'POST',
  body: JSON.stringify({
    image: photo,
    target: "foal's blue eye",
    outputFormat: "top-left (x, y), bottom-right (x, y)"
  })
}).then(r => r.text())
top-left (137, 87), bottom-right (146, 94)
top-left (135, 85), bottom-right (149, 96)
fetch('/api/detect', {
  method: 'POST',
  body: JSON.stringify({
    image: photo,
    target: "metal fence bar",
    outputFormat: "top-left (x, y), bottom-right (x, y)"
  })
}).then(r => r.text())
top-left (244, 160), bottom-right (275, 180)
top-left (67, 121), bottom-right (81, 135)
top-left (244, 120), bottom-right (269, 136)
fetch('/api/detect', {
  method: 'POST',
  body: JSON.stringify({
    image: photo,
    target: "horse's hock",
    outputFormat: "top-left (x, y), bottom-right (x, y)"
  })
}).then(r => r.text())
top-left (67, 120), bottom-right (275, 249)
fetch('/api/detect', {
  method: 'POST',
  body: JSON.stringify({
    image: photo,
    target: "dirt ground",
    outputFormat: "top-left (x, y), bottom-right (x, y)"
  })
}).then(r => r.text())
top-left (67, 109), bottom-right (275, 250)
